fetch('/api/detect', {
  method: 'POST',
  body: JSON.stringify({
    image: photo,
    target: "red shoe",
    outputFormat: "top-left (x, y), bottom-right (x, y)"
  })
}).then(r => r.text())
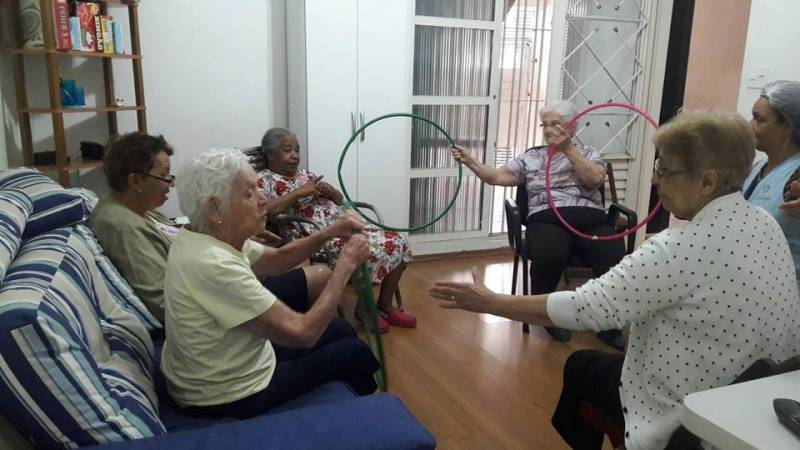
top-left (354, 308), bottom-right (390, 334)
top-left (381, 308), bottom-right (417, 329)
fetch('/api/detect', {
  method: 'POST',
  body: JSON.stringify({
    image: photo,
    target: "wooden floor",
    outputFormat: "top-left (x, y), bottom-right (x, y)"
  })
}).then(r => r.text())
top-left (363, 251), bottom-right (615, 450)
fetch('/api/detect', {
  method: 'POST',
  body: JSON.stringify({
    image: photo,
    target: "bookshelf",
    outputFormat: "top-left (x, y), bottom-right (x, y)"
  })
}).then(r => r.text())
top-left (7, 0), bottom-right (146, 186)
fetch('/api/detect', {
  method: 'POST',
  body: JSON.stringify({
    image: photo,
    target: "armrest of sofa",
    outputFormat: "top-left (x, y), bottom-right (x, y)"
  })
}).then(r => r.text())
top-left (85, 394), bottom-right (435, 450)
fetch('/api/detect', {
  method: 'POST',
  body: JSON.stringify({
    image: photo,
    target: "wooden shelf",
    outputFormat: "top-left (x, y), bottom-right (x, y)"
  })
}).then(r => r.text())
top-left (32, 159), bottom-right (104, 172)
top-left (19, 106), bottom-right (145, 114)
top-left (8, 48), bottom-right (141, 59)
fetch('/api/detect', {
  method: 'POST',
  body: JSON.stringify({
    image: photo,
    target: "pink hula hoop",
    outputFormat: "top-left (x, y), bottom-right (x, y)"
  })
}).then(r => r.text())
top-left (544, 102), bottom-right (662, 241)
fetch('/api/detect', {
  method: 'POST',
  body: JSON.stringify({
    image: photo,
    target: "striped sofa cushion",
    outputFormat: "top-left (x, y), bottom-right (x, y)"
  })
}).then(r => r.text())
top-left (0, 169), bottom-right (85, 239)
top-left (74, 225), bottom-right (162, 332)
top-left (0, 227), bottom-right (165, 449)
top-left (0, 189), bottom-right (32, 284)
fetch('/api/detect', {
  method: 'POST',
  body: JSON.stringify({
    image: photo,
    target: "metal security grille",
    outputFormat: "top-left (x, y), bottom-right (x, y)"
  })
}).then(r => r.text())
top-left (559, 0), bottom-right (653, 204)
top-left (491, 0), bottom-right (553, 234)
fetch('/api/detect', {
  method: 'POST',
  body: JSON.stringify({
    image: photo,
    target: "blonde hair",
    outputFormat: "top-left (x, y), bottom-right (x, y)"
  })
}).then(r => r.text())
top-left (654, 110), bottom-right (755, 196)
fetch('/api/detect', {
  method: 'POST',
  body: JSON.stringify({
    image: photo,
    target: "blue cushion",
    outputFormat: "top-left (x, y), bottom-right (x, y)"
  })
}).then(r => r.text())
top-left (0, 189), bottom-right (32, 283)
top-left (0, 227), bottom-right (165, 448)
top-left (73, 224), bottom-right (162, 332)
top-left (0, 169), bottom-right (85, 238)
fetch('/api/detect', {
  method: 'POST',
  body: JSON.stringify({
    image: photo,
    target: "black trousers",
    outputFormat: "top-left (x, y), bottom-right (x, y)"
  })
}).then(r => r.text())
top-left (525, 207), bottom-right (625, 295)
top-left (552, 350), bottom-right (625, 450)
top-left (183, 269), bottom-right (379, 420)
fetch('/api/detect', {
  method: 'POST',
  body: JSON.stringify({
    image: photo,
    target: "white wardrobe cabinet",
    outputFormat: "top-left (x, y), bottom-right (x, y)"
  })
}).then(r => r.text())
top-left (287, 0), bottom-right (413, 229)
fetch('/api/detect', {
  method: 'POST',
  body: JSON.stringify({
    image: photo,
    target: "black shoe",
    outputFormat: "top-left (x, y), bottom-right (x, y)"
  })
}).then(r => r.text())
top-left (596, 329), bottom-right (627, 351)
top-left (545, 327), bottom-right (572, 342)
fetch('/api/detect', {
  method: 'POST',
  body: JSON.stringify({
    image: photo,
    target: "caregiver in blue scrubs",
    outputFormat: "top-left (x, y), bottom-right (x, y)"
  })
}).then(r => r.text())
top-left (743, 80), bottom-right (800, 280)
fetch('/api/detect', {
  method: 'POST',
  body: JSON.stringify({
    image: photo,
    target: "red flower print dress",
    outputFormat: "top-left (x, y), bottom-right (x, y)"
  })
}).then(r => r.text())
top-left (258, 169), bottom-right (412, 284)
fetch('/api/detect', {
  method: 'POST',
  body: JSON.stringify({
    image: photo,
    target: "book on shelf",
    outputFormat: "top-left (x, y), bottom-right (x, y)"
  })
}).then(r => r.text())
top-left (100, 16), bottom-right (114, 53)
top-left (93, 10), bottom-right (103, 52)
top-left (69, 16), bottom-right (83, 50)
top-left (112, 20), bottom-right (124, 54)
top-left (75, 1), bottom-right (99, 52)
top-left (53, 0), bottom-right (72, 50)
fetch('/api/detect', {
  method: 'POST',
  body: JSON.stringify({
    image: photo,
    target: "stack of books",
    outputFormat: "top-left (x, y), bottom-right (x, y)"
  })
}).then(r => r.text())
top-left (24, 0), bottom-right (126, 54)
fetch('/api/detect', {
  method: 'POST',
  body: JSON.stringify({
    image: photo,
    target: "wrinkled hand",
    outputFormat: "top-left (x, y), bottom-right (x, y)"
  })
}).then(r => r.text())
top-left (429, 266), bottom-right (496, 313)
top-left (295, 177), bottom-right (322, 198)
top-left (338, 234), bottom-right (370, 269)
top-left (326, 212), bottom-right (365, 238)
top-left (546, 124), bottom-right (573, 152)
top-left (251, 229), bottom-right (283, 246)
top-left (451, 145), bottom-right (473, 164)
top-left (317, 180), bottom-right (338, 198)
top-left (780, 198), bottom-right (800, 218)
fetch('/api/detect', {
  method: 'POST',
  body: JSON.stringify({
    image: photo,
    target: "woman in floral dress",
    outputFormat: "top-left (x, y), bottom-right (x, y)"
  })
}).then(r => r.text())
top-left (256, 128), bottom-right (416, 332)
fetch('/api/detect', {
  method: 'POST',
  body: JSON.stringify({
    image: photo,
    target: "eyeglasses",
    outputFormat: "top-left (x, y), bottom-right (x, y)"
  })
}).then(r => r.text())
top-left (138, 172), bottom-right (176, 186)
top-left (653, 160), bottom-right (688, 180)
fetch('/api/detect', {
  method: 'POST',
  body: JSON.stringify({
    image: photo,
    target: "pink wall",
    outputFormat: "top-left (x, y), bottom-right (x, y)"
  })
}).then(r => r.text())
top-left (683, 0), bottom-right (752, 110)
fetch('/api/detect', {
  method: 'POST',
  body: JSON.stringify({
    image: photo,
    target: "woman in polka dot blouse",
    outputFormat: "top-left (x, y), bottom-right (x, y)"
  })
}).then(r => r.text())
top-left (432, 111), bottom-right (800, 450)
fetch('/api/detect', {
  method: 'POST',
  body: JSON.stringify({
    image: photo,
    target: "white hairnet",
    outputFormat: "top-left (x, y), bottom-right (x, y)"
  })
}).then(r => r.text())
top-left (761, 80), bottom-right (800, 143)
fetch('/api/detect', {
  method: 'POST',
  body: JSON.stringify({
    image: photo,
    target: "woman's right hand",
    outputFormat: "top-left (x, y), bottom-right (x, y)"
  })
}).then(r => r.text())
top-left (338, 234), bottom-right (370, 270)
top-left (326, 212), bottom-right (365, 238)
top-left (451, 145), bottom-right (473, 165)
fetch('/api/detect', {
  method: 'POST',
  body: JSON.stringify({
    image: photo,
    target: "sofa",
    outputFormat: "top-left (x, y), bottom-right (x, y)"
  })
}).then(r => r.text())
top-left (0, 168), bottom-right (436, 449)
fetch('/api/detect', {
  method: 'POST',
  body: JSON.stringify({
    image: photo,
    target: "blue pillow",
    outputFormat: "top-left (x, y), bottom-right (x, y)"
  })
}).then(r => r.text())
top-left (0, 169), bottom-right (86, 238)
top-left (0, 189), bottom-right (32, 283)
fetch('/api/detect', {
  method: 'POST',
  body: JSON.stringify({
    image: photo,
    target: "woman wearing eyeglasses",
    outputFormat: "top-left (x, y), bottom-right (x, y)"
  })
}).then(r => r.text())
top-left (91, 132), bottom-right (180, 322)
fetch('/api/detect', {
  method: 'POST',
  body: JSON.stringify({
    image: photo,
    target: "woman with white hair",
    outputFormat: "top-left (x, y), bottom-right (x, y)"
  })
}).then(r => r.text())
top-left (161, 148), bottom-right (380, 418)
top-left (452, 100), bottom-right (626, 349)
top-left (744, 80), bottom-right (800, 281)
top-left (434, 111), bottom-right (800, 450)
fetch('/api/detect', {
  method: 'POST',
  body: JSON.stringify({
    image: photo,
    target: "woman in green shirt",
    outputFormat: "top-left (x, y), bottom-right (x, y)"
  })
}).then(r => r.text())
top-left (91, 132), bottom-right (332, 324)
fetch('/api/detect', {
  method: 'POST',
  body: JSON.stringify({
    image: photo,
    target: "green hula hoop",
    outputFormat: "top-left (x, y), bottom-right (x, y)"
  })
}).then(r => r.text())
top-left (337, 112), bottom-right (461, 232)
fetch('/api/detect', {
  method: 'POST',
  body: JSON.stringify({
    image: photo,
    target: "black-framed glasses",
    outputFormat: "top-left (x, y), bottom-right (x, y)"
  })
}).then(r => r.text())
top-left (138, 172), bottom-right (175, 186)
top-left (653, 160), bottom-right (688, 180)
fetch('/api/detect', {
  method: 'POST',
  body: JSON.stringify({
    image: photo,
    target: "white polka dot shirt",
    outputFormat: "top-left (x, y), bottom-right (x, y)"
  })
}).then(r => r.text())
top-left (547, 192), bottom-right (800, 450)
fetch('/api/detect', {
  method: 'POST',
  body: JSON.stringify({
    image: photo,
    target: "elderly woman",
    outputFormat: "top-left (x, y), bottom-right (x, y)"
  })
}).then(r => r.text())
top-left (161, 148), bottom-right (380, 418)
top-left (433, 111), bottom-right (800, 450)
top-left (743, 80), bottom-right (800, 281)
top-left (91, 132), bottom-right (332, 325)
top-left (256, 127), bottom-right (416, 333)
top-left (452, 100), bottom-right (625, 348)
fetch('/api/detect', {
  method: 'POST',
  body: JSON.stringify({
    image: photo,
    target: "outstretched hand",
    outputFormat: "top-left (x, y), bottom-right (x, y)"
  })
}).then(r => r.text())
top-left (430, 266), bottom-right (496, 313)
top-left (451, 145), bottom-right (473, 164)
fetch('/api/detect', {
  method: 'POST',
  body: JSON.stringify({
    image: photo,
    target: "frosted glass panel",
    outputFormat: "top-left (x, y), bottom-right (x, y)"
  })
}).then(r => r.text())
top-left (413, 26), bottom-right (493, 96)
top-left (415, 0), bottom-right (495, 21)
top-left (412, 104), bottom-right (487, 169)
top-left (409, 176), bottom-right (483, 234)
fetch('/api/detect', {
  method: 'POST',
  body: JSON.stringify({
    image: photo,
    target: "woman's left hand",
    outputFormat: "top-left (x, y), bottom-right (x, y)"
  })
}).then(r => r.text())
top-left (430, 266), bottom-right (496, 313)
top-left (317, 181), bottom-right (337, 198)
top-left (780, 198), bottom-right (800, 218)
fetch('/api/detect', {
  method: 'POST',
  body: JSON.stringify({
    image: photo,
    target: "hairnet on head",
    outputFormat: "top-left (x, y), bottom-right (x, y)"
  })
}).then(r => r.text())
top-left (761, 80), bottom-right (800, 142)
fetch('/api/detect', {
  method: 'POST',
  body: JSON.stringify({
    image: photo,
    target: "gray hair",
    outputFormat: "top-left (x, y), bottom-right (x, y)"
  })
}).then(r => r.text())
top-left (761, 80), bottom-right (800, 146)
top-left (176, 148), bottom-right (251, 233)
top-left (261, 127), bottom-right (295, 158)
top-left (540, 101), bottom-right (578, 124)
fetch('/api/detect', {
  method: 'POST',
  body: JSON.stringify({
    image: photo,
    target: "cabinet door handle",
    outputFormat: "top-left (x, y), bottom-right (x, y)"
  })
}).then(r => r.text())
top-left (350, 112), bottom-right (357, 138)
top-left (359, 112), bottom-right (366, 142)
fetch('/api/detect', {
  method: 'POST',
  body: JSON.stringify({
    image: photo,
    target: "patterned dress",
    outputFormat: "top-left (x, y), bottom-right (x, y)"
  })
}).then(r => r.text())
top-left (257, 169), bottom-right (412, 284)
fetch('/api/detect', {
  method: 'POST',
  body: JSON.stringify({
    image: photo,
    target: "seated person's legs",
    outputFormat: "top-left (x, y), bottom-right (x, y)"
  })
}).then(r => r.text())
top-left (262, 265), bottom-right (332, 312)
top-left (184, 318), bottom-right (379, 420)
top-left (526, 213), bottom-right (572, 341)
top-left (552, 350), bottom-right (625, 450)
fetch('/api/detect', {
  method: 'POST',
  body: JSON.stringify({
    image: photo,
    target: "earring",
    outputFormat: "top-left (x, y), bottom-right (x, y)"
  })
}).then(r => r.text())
top-left (217, 220), bottom-right (222, 224)
top-left (138, 189), bottom-right (143, 193)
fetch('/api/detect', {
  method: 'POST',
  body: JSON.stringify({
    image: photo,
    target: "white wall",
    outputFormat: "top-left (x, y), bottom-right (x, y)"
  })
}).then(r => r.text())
top-left (1, 0), bottom-right (287, 217)
top-left (736, 0), bottom-right (800, 120)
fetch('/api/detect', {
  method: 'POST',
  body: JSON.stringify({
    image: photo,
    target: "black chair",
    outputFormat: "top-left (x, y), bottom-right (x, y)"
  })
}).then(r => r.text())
top-left (503, 154), bottom-right (637, 333)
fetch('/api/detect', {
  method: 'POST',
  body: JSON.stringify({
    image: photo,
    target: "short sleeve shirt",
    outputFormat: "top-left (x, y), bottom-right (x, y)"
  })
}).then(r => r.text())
top-left (161, 228), bottom-right (277, 407)
top-left (505, 145), bottom-right (605, 217)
